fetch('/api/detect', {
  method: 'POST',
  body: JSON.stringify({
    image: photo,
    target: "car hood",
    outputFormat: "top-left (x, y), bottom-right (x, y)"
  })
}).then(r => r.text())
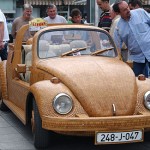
top-left (37, 56), bottom-right (137, 117)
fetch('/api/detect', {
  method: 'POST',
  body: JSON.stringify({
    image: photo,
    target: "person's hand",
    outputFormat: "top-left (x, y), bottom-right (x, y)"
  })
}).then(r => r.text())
top-left (0, 41), bottom-right (4, 50)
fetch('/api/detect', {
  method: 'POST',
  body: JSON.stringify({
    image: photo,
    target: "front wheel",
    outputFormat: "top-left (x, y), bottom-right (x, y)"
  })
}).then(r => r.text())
top-left (0, 100), bottom-right (9, 111)
top-left (32, 99), bottom-right (50, 149)
top-left (0, 81), bottom-right (9, 111)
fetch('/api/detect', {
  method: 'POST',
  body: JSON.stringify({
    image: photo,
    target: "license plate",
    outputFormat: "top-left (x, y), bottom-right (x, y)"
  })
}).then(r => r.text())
top-left (95, 130), bottom-right (143, 144)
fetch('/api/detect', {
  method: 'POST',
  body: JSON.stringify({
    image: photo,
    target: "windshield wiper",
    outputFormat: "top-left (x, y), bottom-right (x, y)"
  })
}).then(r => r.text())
top-left (90, 47), bottom-right (114, 56)
top-left (61, 46), bottom-right (88, 57)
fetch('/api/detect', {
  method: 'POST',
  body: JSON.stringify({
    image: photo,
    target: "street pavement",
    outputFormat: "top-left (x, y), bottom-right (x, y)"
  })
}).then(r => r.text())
top-left (0, 110), bottom-right (35, 150)
top-left (0, 109), bottom-right (150, 150)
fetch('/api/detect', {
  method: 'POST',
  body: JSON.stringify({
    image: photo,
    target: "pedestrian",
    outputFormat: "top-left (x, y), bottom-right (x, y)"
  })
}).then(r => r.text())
top-left (83, 15), bottom-right (88, 24)
top-left (109, 3), bottom-right (128, 62)
top-left (129, 0), bottom-right (150, 13)
top-left (128, 0), bottom-right (143, 10)
top-left (0, 9), bottom-right (9, 60)
top-left (68, 8), bottom-right (90, 42)
top-left (7, 20), bottom-right (13, 43)
top-left (44, 4), bottom-right (67, 24)
top-left (109, 4), bottom-right (120, 37)
top-left (96, 0), bottom-right (112, 31)
top-left (11, 4), bottom-right (34, 42)
top-left (113, 1), bottom-right (150, 77)
top-left (69, 8), bottom-right (84, 24)
top-left (128, 0), bottom-right (149, 77)
top-left (144, 8), bottom-right (150, 13)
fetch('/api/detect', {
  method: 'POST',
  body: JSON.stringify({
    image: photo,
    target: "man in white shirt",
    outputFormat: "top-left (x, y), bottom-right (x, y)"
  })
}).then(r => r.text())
top-left (44, 4), bottom-right (67, 24)
top-left (43, 4), bottom-right (67, 42)
top-left (113, 1), bottom-right (150, 77)
top-left (0, 9), bottom-right (9, 60)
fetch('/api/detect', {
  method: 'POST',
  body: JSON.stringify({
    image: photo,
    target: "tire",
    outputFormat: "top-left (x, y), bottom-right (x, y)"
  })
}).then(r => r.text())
top-left (0, 83), bottom-right (1, 100)
top-left (0, 76), bottom-right (9, 111)
top-left (0, 100), bottom-right (9, 111)
top-left (145, 132), bottom-right (150, 141)
top-left (32, 99), bottom-right (50, 149)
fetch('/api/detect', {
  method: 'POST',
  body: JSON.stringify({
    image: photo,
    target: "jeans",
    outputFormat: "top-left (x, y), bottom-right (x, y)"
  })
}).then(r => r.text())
top-left (0, 42), bottom-right (8, 61)
top-left (133, 60), bottom-right (150, 78)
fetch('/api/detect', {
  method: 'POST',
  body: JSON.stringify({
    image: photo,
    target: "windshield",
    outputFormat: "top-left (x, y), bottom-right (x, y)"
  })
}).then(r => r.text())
top-left (38, 28), bottom-right (117, 59)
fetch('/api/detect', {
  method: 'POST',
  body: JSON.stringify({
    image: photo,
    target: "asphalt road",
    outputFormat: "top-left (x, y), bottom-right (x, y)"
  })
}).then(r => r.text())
top-left (0, 109), bottom-right (150, 150)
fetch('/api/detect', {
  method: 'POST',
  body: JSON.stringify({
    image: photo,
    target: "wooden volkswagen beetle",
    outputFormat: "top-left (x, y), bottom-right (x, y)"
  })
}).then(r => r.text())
top-left (0, 23), bottom-right (150, 149)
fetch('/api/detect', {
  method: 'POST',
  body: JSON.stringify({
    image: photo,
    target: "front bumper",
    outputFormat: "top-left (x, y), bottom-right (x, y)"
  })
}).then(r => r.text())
top-left (42, 114), bottom-right (150, 131)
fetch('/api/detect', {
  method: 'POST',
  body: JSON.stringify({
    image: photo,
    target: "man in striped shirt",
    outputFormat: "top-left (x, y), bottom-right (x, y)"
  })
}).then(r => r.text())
top-left (97, 0), bottom-right (112, 32)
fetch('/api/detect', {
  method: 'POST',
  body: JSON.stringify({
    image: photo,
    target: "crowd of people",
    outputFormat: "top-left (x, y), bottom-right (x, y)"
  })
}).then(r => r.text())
top-left (0, 4), bottom-right (84, 61)
top-left (0, 0), bottom-right (150, 78)
top-left (97, 0), bottom-right (150, 78)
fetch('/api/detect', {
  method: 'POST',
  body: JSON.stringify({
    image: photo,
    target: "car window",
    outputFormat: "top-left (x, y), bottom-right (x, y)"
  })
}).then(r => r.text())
top-left (38, 29), bottom-right (117, 58)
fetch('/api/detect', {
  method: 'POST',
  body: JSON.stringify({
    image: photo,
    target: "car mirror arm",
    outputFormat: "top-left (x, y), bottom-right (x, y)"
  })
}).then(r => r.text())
top-left (16, 64), bottom-right (26, 74)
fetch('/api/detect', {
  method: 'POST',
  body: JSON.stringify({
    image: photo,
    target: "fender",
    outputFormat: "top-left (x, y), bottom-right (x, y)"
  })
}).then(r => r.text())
top-left (30, 80), bottom-right (77, 117)
top-left (135, 78), bottom-right (150, 114)
top-left (0, 60), bottom-right (8, 99)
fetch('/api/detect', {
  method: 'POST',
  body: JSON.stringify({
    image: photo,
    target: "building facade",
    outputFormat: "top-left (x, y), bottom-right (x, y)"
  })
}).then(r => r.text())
top-left (0, 0), bottom-right (16, 21)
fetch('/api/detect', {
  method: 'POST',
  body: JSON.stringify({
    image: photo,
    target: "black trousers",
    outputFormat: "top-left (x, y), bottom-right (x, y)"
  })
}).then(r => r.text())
top-left (0, 42), bottom-right (8, 61)
top-left (133, 59), bottom-right (150, 78)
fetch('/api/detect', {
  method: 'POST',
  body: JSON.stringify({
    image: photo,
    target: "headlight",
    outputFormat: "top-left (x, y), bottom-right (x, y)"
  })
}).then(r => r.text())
top-left (53, 93), bottom-right (73, 114)
top-left (144, 91), bottom-right (150, 110)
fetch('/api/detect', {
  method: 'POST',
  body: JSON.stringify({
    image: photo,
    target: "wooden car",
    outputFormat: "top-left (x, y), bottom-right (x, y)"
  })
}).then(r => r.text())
top-left (0, 24), bottom-right (150, 149)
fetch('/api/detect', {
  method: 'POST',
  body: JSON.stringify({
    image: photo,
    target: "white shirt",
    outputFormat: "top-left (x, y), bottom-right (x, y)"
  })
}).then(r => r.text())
top-left (44, 15), bottom-right (67, 24)
top-left (0, 9), bottom-right (9, 41)
top-left (109, 15), bottom-right (120, 37)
